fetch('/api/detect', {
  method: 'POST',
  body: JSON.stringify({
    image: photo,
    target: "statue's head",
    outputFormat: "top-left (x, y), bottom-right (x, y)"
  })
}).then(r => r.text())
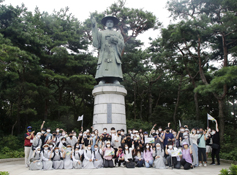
top-left (106, 19), bottom-right (114, 29)
top-left (101, 16), bottom-right (119, 28)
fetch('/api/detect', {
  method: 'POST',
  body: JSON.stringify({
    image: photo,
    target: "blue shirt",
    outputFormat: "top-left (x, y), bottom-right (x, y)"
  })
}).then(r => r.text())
top-left (164, 132), bottom-right (174, 146)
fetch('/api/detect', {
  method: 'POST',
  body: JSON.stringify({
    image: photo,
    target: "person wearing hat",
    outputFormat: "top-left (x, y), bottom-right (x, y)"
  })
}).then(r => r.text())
top-left (102, 141), bottom-right (115, 167)
top-left (24, 126), bottom-right (35, 167)
top-left (181, 142), bottom-right (193, 170)
top-left (91, 15), bottom-right (125, 85)
top-left (42, 144), bottom-right (53, 170)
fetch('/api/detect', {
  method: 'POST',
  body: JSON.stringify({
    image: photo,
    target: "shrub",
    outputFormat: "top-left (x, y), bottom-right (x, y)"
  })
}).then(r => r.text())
top-left (1, 147), bottom-right (10, 154)
top-left (0, 135), bottom-right (20, 150)
top-left (6, 150), bottom-right (24, 158)
top-left (219, 164), bottom-right (237, 175)
top-left (0, 172), bottom-right (9, 175)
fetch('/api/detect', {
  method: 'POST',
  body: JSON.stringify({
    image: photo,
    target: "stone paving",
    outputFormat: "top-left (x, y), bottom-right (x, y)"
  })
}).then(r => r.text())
top-left (0, 160), bottom-right (231, 175)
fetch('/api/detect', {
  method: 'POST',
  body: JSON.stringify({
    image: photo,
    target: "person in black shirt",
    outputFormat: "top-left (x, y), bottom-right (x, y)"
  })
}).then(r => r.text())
top-left (210, 119), bottom-right (220, 165)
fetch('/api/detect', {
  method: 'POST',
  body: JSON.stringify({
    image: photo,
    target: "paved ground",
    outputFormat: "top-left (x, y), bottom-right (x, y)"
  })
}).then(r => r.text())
top-left (0, 160), bottom-right (231, 175)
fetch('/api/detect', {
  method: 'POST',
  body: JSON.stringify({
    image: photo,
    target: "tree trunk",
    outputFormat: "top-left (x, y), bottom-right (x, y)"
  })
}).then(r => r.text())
top-left (11, 121), bottom-right (17, 135)
top-left (148, 90), bottom-right (153, 118)
top-left (133, 83), bottom-right (137, 120)
top-left (194, 92), bottom-right (200, 120)
top-left (173, 76), bottom-right (183, 129)
top-left (218, 99), bottom-right (225, 142)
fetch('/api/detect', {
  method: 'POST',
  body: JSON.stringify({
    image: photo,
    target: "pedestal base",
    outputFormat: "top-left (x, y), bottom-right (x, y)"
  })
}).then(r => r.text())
top-left (92, 84), bottom-right (127, 133)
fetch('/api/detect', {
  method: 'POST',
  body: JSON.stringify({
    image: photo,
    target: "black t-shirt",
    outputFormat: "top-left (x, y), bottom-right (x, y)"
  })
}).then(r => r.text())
top-left (102, 133), bottom-right (109, 142)
top-left (212, 132), bottom-right (220, 145)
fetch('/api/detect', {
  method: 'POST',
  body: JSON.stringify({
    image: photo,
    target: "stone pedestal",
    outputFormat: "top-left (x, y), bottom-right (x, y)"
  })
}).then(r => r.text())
top-left (92, 84), bottom-right (127, 133)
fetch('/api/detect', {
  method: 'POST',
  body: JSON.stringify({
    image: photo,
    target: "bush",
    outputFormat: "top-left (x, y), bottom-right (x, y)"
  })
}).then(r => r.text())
top-left (219, 164), bottom-right (237, 175)
top-left (0, 135), bottom-right (20, 151)
top-left (5, 150), bottom-right (24, 158)
top-left (220, 146), bottom-right (237, 161)
top-left (127, 119), bottom-right (152, 132)
top-left (1, 147), bottom-right (10, 154)
top-left (0, 172), bottom-right (9, 175)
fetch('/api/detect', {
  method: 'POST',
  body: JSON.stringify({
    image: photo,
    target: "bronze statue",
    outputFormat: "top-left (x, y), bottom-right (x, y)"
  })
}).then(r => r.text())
top-left (91, 16), bottom-right (125, 85)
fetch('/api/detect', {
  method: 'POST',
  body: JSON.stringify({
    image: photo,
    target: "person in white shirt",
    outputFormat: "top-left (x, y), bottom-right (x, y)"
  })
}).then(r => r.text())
top-left (190, 128), bottom-right (199, 167)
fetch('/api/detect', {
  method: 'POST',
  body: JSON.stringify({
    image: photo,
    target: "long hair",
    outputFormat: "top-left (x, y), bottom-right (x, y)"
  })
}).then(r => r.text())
top-left (145, 143), bottom-right (150, 152)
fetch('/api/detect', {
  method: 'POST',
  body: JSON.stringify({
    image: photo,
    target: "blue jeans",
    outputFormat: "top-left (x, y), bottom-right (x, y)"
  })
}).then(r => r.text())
top-left (192, 144), bottom-right (199, 166)
top-left (145, 160), bottom-right (153, 168)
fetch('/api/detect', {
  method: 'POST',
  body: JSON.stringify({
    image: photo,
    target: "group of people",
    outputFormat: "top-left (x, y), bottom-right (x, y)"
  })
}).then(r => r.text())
top-left (24, 120), bottom-right (220, 171)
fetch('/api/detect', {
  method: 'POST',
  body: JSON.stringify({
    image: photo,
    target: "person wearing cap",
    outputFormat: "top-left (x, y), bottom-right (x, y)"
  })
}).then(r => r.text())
top-left (91, 15), bottom-right (125, 85)
top-left (24, 126), bottom-right (35, 167)
top-left (42, 144), bottom-right (53, 170)
top-left (181, 142), bottom-right (193, 170)
top-left (29, 147), bottom-right (43, 170)
top-left (102, 141), bottom-right (115, 167)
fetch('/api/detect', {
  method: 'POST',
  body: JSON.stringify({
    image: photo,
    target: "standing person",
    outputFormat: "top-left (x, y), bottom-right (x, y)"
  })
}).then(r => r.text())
top-left (206, 128), bottom-right (212, 160)
top-left (198, 129), bottom-right (208, 167)
top-left (143, 143), bottom-right (153, 168)
top-left (44, 127), bottom-right (52, 143)
top-left (181, 142), bottom-right (193, 170)
top-left (163, 127), bottom-right (175, 148)
top-left (24, 126), bottom-right (34, 167)
top-left (103, 141), bottom-right (115, 168)
top-left (190, 128), bottom-right (199, 167)
top-left (153, 143), bottom-right (166, 169)
top-left (113, 130), bottom-right (121, 157)
top-left (211, 119), bottom-right (220, 165)
top-left (55, 128), bottom-right (62, 138)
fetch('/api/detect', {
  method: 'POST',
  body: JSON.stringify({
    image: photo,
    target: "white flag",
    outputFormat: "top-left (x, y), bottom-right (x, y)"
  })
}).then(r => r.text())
top-left (179, 120), bottom-right (181, 127)
top-left (207, 114), bottom-right (215, 121)
top-left (77, 115), bottom-right (83, 121)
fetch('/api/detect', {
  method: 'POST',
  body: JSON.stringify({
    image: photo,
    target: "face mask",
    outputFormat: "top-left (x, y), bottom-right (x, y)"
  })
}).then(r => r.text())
top-left (168, 145), bottom-right (172, 149)
top-left (197, 131), bottom-right (200, 134)
top-left (121, 132), bottom-right (124, 135)
top-left (69, 135), bottom-right (73, 138)
top-left (208, 129), bottom-right (211, 132)
top-left (37, 135), bottom-right (41, 139)
top-left (41, 131), bottom-right (45, 134)
top-left (86, 130), bottom-right (89, 133)
top-left (134, 138), bottom-right (137, 140)
top-left (55, 150), bottom-right (59, 153)
top-left (56, 130), bottom-right (59, 133)
top-left (37, 150), bottom-right (41, 154)
top-left (104, 130), bottom-right (107, 133)
top-left (184, 136), bottom-right (188, 139)
top-left (180, 129), bottom-right (184, 132)
top-left (49, 145), bottom-right (53, 148)
top-left (200, 131), bottom-right (203, 134)
top-left (87, 147), bottom-right (91, 150)
top-left (125, 146), bottom-right (128, 149)
top-left (67, 147), bottom-right (71, 150)
top-left (62, 141), bottom-right (65, 143)
top-left (192, 131), bottom-right (196, 134)
top-left (129, 131), bottom-right (132, 134)
top-left (107, 145), bottom-right (110, 148)
top-left (73, 134), bottom-right (76, 136)
top-left (118, 133), bottom-right (121, 136)
top-left (87, 135), bottom-right (90, 138)
top-left (62, 133), bottom-right (65, 136)
top-left (159, 129), bottom-right (162, 132)
top-left (94, 148), bottom-right (98, 151)
top-left (146, 146), bottom-right (149, 149)
top-left (166, 130), bottom-right (169, 132)
top-left (156, 147), bottom-right (160, 150)
top-left (95, 131), bottom-right (98, 134)
top-left (144, 135), bottom-right (148, 138)
top-left (76, 146), bottom-right (79, 148)
top-left (53, 134), bottom-right (56, 136)
top-left (47, 129), bottom-right (50, 133)
top-left (91, 134), bottom-right (95, 137)
top-left (79, 134), bottom-right (82, 136)
top-left (212, 131), bottom-right (216, 135)
top-left (44, 147), bottom-right (48, 151)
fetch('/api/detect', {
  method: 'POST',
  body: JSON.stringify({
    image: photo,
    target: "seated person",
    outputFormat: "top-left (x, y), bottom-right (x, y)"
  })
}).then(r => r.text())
top-left (115, 146), bottom-right (124, 167)
top-left (134, 146), bottom-right (144, 167)
top-left (181, 142), bottom-right (193, 170)
top-left (29, 147), bottom-right (43, 170)
top-left (124, 143), bottom-right (135, 167)
top-left (143, 143), bottom-right (153, 168)
top-left (93, 144), bottom-right (103, 168)
top-left (50, 147), bottom-right (63, 169)
top-left (165, 144), bottom-right (181, 169)
top-left (153, 143), bottom-right (166, 169)
top-left (83, 144), bottom-right (95, 169)
top-left (62, 145), bottom-right (73, 169)
top-left (103, 141), bottom-right (115, 168)
top-left (72, 147), bottom-right (82, 169)
top-left (42, 144), bottom-right (53, 170)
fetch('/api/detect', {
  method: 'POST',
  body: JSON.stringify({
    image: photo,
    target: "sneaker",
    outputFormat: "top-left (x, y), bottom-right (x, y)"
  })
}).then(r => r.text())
top-left (210, 163), bottom-right (215, 165)
top-left (199, 163), bottom-right (203, 167)
top-left (204, 163), bottom-right (207, 167)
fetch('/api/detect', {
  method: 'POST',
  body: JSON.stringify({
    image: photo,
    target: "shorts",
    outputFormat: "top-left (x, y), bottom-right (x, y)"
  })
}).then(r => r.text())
top-left (206, 145), bottom-right (212, 153)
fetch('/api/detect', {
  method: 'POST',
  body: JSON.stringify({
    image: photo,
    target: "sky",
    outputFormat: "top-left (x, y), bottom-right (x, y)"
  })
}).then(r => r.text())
top-left (2, 0), bottom-right (172, 47)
